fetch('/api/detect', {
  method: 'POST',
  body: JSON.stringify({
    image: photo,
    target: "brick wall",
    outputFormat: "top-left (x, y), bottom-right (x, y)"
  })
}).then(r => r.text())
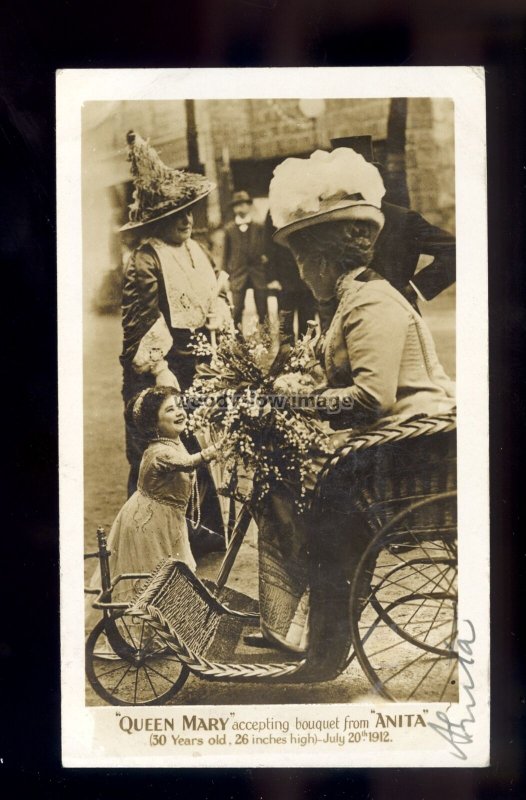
top-left (207, 99), bottom-right (253, 160)
top-left (82, 97), bottom-right (455, 306)
top-left (205, 97), bottom-right (455, 232)
top-left (406, 98), bottom-right (455, 232)
top-left (323, 98), bottom-right (391, 144)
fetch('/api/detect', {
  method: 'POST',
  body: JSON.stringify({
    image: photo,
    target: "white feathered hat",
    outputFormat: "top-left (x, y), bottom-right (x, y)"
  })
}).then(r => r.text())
top-left (269, 148), bottom-right (386, 246)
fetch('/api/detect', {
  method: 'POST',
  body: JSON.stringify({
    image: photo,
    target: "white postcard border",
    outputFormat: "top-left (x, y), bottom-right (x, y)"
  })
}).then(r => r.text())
top-left (57, 66), bottom-right (489, 768)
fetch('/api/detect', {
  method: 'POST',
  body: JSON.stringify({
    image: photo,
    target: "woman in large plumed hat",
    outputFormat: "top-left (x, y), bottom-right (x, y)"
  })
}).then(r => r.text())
top-left (119, 132), bottom-right (231, 530)
top-left (252, 148), bottom-right (456, 665)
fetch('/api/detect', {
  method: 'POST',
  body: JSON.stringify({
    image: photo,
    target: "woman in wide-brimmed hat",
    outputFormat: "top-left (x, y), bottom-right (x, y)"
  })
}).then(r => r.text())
top-left (270, 147), bottom-right (454, 432)
top-left (251, 148), bottom-right (456, 660)
top-left (119, 133), bottom-right (231, 553)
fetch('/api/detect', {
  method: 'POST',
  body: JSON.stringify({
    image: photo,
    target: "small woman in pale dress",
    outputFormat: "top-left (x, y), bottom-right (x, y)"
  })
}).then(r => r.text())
top-left (86, 386), bottom-right (222, 649)
top-left (103, 386), bottom-right (221, 603)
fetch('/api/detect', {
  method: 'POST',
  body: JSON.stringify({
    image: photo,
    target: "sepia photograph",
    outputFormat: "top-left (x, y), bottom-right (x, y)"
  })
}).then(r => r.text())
top-left (58, 67), bottom-right (488, 767)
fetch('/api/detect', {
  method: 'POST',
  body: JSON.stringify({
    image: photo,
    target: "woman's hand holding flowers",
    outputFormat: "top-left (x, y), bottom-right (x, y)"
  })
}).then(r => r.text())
top-left (273, 371), bottom-right (316, 395)
top-left (327, 429), bottom-right (355, 450)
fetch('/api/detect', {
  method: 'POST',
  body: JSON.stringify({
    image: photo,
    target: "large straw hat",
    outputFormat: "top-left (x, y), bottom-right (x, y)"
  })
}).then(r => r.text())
top-left (269, 148), bottom-right (385, 246)
top-left (120, 131), bottom-right (216, 232)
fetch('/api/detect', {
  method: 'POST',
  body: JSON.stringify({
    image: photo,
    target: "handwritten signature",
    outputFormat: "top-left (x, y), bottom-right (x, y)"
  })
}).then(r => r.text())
top-left (428, 619), bottom-right (476, 760)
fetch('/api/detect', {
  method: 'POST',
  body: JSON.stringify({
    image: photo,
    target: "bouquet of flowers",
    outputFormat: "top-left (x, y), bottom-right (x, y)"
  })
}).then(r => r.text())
top-left (186, 324), bottom-right (336, 509)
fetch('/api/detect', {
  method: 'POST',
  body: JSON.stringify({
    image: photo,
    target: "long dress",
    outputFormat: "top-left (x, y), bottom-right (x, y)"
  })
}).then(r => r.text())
top-left (121, 237), bottom-right (230, 493)
top-left (120, 238), bottom-right (230, 538)
top-left (106, 439), bottom-right (199, 598)
top-left (86, 439), bottom-right (200, 625)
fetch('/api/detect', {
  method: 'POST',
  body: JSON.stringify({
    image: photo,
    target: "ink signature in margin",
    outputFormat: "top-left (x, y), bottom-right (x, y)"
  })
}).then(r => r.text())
top-left (428, 619), bottom-right (476, 760)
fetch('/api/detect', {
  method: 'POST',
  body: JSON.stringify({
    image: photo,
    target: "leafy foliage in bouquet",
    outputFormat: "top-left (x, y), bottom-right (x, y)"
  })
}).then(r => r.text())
top-left (186, 324), bottom-right (334, 508)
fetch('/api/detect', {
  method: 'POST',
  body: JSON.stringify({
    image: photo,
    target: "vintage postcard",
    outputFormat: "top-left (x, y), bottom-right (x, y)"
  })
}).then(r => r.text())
top-left (58, 67), bottom-right (489, 767)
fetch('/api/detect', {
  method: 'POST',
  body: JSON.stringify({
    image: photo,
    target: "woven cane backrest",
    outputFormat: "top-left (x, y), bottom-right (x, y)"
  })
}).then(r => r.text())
top-left (129, 560), bottom-right (307, 681)
top-left (131, 560), bottom-right (225, 657)
top-left (317, 414), bottom-right (457, 538)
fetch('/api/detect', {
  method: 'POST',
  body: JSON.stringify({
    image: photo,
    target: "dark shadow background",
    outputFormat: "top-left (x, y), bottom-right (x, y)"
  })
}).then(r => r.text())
top-left (0, 0), bottom-right (524, 797)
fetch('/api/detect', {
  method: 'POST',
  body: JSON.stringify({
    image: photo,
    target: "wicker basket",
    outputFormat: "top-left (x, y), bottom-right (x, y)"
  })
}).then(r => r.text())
top-left (318, 425), bottom-right (457, 538)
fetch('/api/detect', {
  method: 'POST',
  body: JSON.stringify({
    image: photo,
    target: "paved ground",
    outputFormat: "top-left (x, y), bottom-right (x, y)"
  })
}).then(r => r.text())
top-left (83, 288), bottom-right (456, 706)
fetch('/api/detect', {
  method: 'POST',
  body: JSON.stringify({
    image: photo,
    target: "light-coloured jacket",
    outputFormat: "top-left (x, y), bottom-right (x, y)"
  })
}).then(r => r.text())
top-left (321, 269), bottom-right (456, 428)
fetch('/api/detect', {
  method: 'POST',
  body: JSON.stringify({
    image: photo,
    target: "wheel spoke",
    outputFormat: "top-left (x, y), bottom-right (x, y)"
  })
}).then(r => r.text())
top-left (120, 617), bottom-right (139, 650)
top-left (87, 615), bottom-right (188, 705)
top-left (143, 660), bottom-right (181, 685)
top-left (133, 662), bottom-right (141, 704)
top-left (94, 662), bottom-right (129, 679)
top-left (398, 593), bottom-right (439, 631)
top-left (350, 494), bottom-right (458, 701)
top-left (143, 664), bottom-right (161, 699)
top-left (390, 518), bottom-right (450, 564)
top-left (421, 567), bottom-right (457, 644)
top-left (109, 662), bottom-right (134, 694)
top-left (374, 557), bottom-right (447, 593)
top-left (382, 631), bottom-right (455, 685)
top-left (375, 558), bottom-right (452, 597)
top-left (365, 634), bottom-right (419, 659)
top-left (405, 651), bottom-right (448, 700)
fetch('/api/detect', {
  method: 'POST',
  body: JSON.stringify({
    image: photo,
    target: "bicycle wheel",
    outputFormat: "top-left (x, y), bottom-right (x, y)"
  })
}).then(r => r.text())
top-left (86, 612), bottom-right (189, 706)
top-left (350, 492), bottom-right (458, 702)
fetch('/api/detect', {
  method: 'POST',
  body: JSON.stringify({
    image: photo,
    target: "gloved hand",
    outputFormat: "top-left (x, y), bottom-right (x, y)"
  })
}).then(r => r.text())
top-left (216, 270), bottom-right (230, 295)
top-left (328, 429), bottom-right (355, 450)
top-left (152, 363), bottom-right (180, 390)
top-left (206, 312), bottom-right (221, 331)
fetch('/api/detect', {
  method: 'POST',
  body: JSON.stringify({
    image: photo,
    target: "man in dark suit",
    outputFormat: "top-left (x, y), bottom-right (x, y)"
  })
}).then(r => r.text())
top-left (371, 200), bottom-right (456, 302)
top-left (317, 136), bottom-right (456, 330)
top-left (264, 211), bottom-right (316, 345)
top-left (223, 190), bottom-right (269, 328)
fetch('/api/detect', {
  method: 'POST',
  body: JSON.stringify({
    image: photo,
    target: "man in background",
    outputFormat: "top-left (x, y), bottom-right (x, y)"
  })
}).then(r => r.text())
top-left (264, 211), bottom-right (316, 345)
top-left (318, 135), bottom-right (456, 330)
top-left (223, 190), bottom-right (269, 329)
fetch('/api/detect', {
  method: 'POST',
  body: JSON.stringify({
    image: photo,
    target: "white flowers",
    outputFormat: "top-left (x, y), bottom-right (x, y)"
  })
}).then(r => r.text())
top-left (184, 324), bottom-right (338, 511)
top-left (188, 331), bottom-right (214, 357)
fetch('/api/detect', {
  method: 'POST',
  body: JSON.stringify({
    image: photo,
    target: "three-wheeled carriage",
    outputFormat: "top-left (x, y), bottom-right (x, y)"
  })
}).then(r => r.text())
top-left (85, 415), bottom-right (458, 705)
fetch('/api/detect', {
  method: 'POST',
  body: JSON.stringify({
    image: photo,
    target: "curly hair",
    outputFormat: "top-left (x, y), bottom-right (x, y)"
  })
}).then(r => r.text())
top-left (288, 219), bottom-right (376, 281)
top-left (126, 385), bottom-right (181, 439)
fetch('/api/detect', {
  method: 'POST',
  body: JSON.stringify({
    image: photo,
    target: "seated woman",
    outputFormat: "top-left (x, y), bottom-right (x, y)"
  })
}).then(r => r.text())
top-left (253, 148), bottom-right (456, 674)
top-left (86, 386), bottom-right (222, 627)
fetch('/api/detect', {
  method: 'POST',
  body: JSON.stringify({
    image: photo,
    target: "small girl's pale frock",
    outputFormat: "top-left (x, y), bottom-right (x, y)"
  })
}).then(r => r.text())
top-left (106, 439), bottom-right (200, 600)
top-left (86, 439), bottom-right (203, 624)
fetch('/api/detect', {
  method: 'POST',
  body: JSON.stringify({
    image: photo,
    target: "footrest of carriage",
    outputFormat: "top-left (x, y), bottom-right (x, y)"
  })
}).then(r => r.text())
top-left (128, 559), bottom-right (305, 679)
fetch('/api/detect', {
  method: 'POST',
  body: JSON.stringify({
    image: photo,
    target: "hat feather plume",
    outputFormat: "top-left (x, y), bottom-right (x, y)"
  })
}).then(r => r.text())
top-left (125, 130), bottom-right (213, 225)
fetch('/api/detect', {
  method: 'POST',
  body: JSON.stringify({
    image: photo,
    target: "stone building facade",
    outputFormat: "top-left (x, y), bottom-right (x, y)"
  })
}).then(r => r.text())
top-left (82, 97), bottom-right (454, 309)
